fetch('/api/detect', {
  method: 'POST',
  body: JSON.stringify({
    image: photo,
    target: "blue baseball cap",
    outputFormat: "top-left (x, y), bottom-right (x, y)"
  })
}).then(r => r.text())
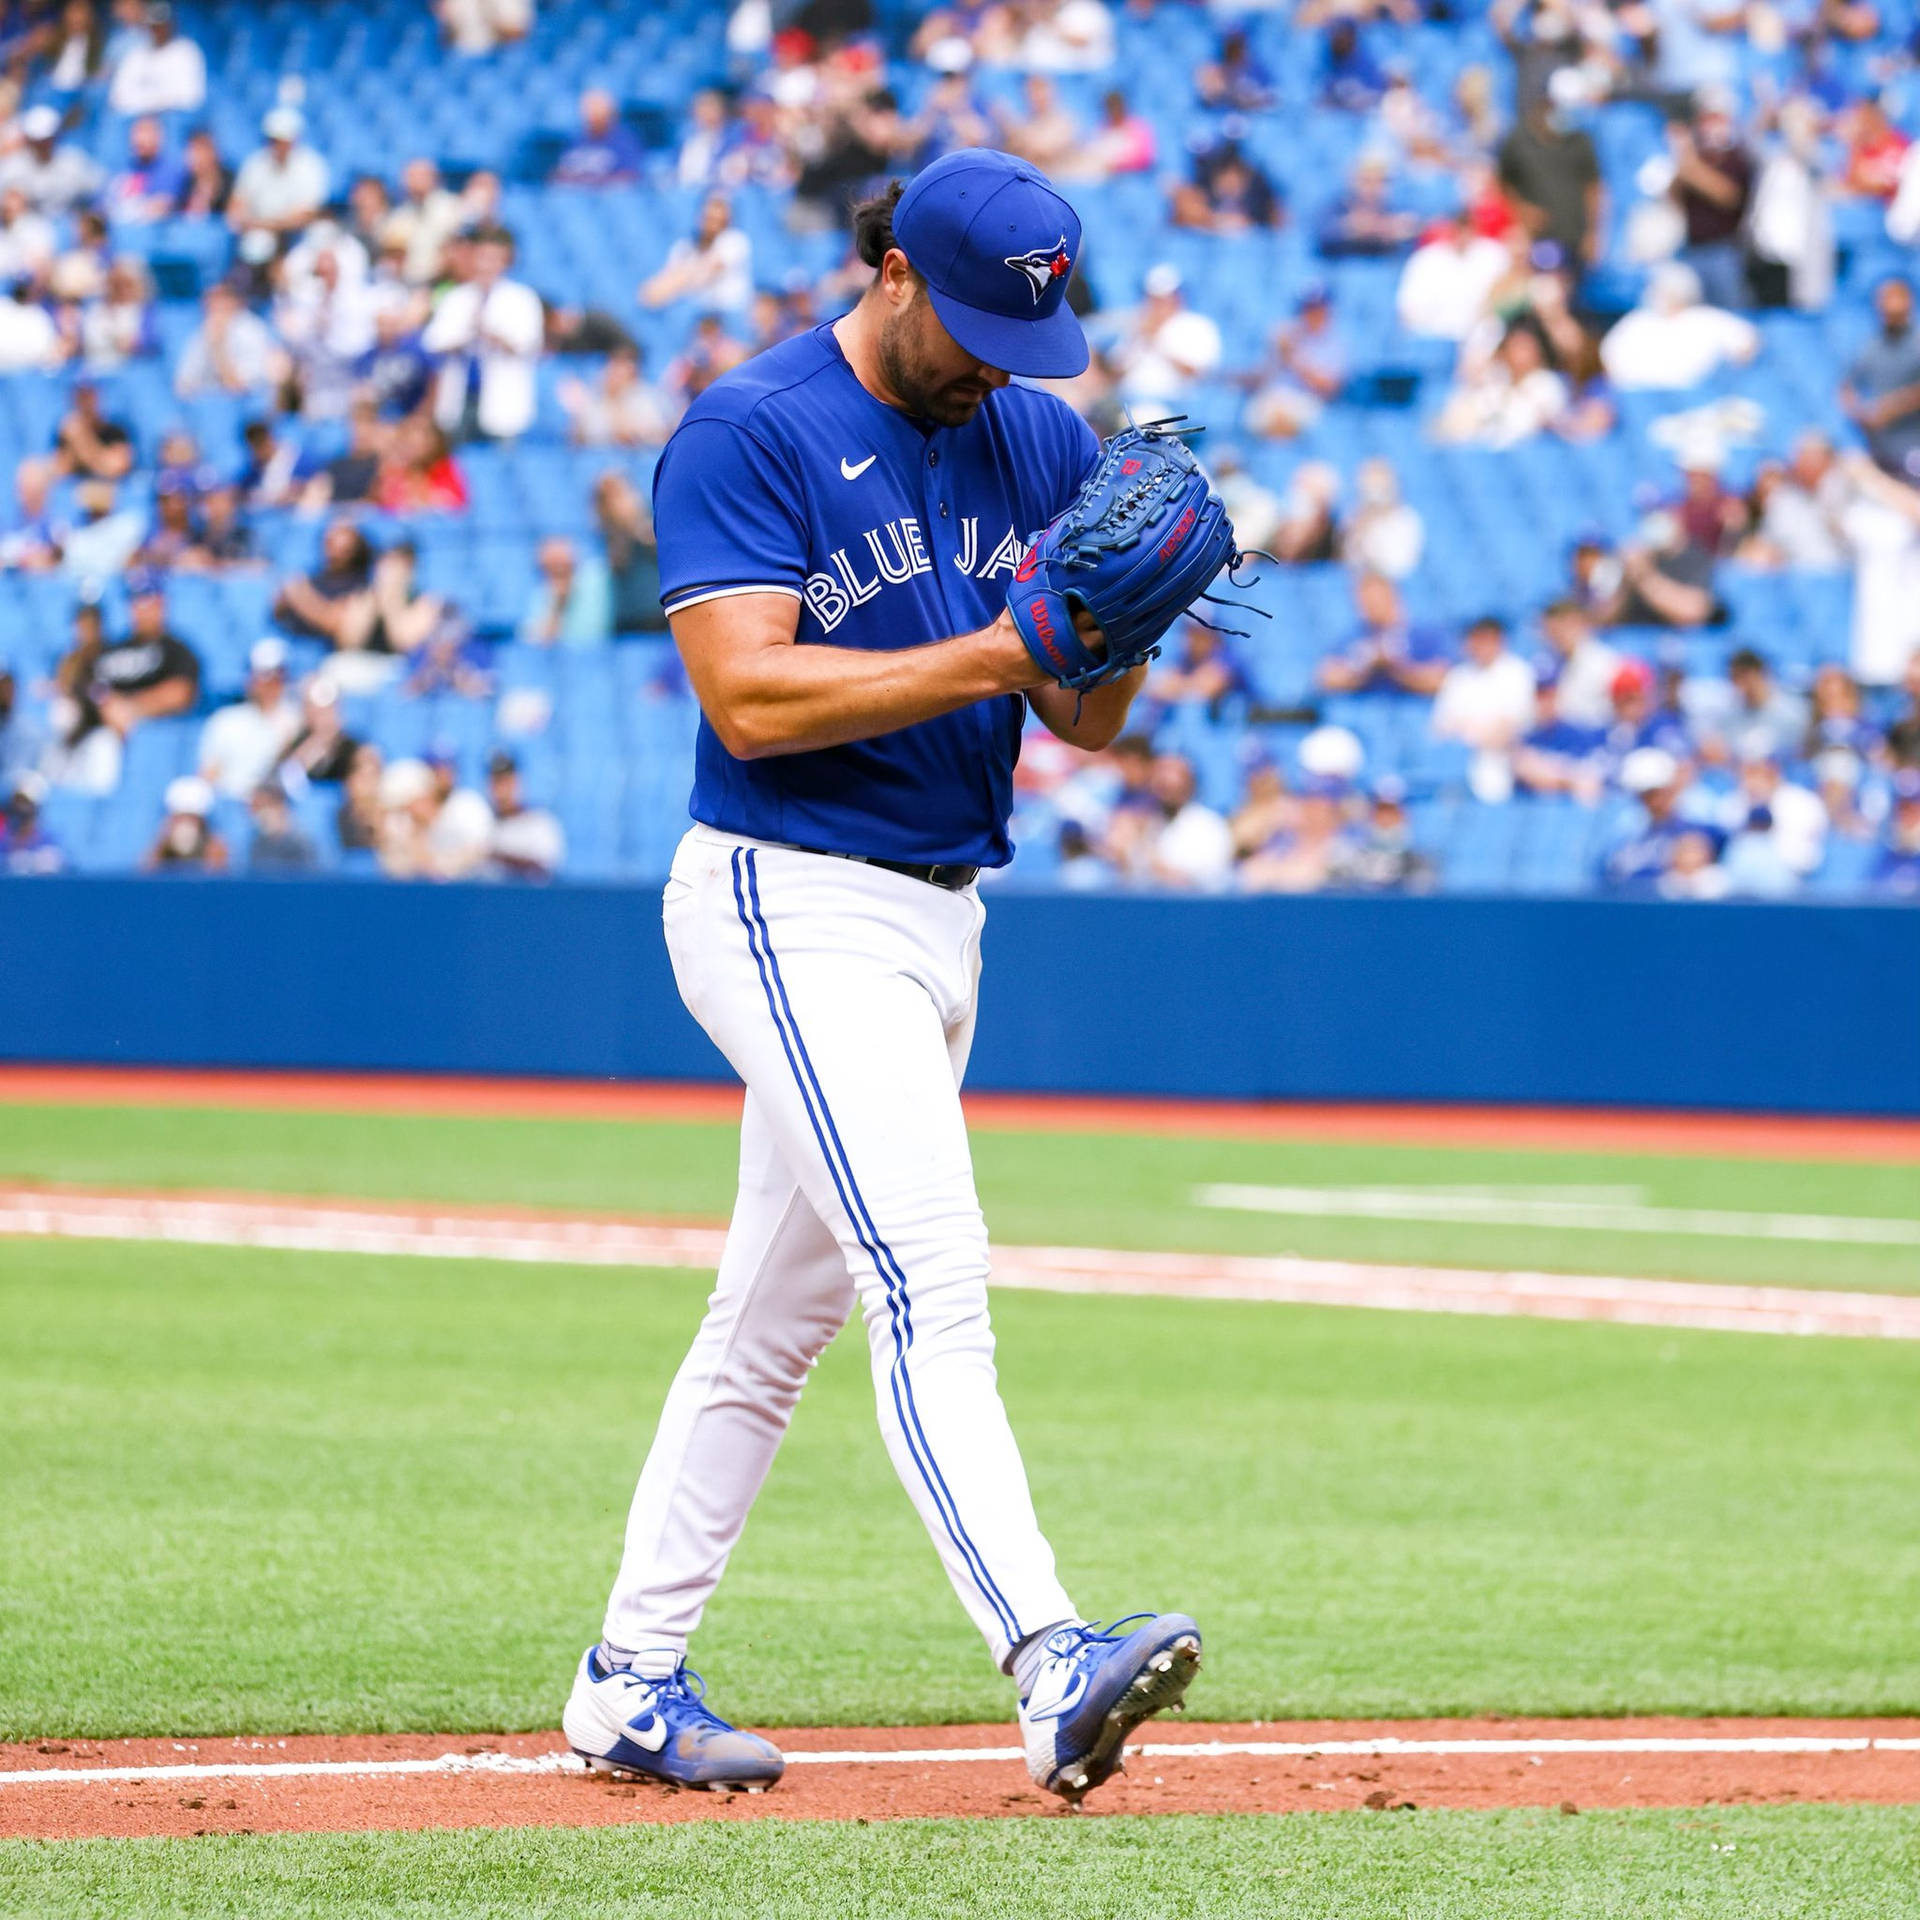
top-left (891, 149), bottom-right (1088, 379)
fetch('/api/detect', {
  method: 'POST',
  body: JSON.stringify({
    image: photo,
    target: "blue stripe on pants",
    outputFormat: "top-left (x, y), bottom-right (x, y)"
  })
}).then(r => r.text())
top-left (730, 848), bottom-right (1021, 1646)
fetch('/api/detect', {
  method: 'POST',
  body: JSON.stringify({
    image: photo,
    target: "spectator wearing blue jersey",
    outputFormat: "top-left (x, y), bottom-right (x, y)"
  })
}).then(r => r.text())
top-left (1513, 680), bottom-right (1610, 801)
top-left (1600, 655), bottom-right (1694, 770)
top-left (1319, 20), bottom-right (1390, 111)
top-left (1601, 746), bottom-right (1719, 890)
top-left (1170, 126), bottom-right (1283, 234)
top-left (1196, 26), bottom-right (1277, 113)
top-left (1874, 770), bottom-right (1920, 895)
top-left (1317, 570), bottom-right (1451, 695)
top-left (0, 772), bottom-right (62, 874)
top-left (553, 90), bottom-right (647, 187)
top-left (1141, 620), bottom-right (1248, 724)
top-left (1316, 152), bottom-right (1421, 258)
top-left (1246, 283), bottom-right (1345, 438)
top-left (104, 115), bottom-right (185, 227)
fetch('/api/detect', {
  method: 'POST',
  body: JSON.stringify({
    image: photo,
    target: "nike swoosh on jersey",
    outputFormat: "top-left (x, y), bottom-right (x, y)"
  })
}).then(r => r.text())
top-left (840, 454), bottom-right (878, 480)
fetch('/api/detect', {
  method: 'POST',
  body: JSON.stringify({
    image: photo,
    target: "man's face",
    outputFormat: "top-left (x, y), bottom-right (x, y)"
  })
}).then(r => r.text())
top-left (252, 667), bottom-right (285, 707)
top-left (473, 240), bottom-right (509, 284)
top-left (539, 539), bottom-right (573, 580)
top-left (1149, 755), bottom-right (1195, 812)
top-left (403, 159), bottom-right (435, 202)
top-left (699, 197), bottom-right (729, 243)
top-left (1356, 574), bottom-right (1398, 628)
top-left (131, 118), bottom-right (161, 162)
top-left (1466, 623), bottom-right (1503, 666)
top-left (131, 592), bottom-right (165, 636)
top-left (1880, 280), bottom-right (1913, 334)
top-left (489, 769), bottom-right (520, 814)
top-left (1732, 662), bottom-right (1767, 707)
top-left (1544, 609), bottom-right (1586, 658)
top-left (875, 267), bottom-right (1009, 428)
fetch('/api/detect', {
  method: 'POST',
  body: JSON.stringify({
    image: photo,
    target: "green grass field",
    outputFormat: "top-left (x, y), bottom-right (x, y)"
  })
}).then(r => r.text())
top-left (7, 1807), bottom-right (1920, 1920)
top-left (5, 1096), bottom-right (1918, 1915)
top-left (1, 1099), bottom-right (1918, 1290)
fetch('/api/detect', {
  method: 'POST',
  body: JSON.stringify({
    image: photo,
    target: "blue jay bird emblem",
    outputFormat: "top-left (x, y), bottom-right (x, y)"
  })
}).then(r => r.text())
top-left (1003, 237), bottom-right (1073, 304)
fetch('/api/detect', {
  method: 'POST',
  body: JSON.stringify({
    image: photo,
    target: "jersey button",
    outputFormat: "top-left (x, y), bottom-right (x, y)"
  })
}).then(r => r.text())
top-left (927, 449), bottom-right (940, 468)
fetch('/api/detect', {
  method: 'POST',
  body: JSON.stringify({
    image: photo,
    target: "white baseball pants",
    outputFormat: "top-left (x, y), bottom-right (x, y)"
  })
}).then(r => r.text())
top-left (601, 825), bottom-right (1076, 1669)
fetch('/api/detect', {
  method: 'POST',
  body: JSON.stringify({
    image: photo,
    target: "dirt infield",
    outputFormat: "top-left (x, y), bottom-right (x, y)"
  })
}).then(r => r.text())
top-left (7, 1184), bottom-right (1919, 1338)
top-left (6, 1721), bottom-right (1918, 1840)
top-left (2, 1064), bottom-right (1917, 1161)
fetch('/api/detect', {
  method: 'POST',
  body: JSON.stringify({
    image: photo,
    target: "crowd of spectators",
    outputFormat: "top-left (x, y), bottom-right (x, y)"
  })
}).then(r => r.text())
top-left (0, 0), bottom-right (1918, 899)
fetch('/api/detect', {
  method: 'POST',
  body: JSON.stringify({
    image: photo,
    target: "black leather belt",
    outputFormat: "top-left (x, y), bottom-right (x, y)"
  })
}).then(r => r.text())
top-left (796, 846), bottom-right (981, 891)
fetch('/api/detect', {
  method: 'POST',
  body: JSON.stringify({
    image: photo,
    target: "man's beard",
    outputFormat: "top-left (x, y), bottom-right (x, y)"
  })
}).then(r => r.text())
top-left (877, 310), bottom-right (991, 426)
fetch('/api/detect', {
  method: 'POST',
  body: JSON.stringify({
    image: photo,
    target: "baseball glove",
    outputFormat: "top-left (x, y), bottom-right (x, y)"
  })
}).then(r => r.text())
top-left (1007, 419), bottom-right (1242, 692)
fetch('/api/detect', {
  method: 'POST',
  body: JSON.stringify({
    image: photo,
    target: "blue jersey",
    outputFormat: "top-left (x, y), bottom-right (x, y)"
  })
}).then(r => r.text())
top-left (653, 323), bottom-right (1099, 866)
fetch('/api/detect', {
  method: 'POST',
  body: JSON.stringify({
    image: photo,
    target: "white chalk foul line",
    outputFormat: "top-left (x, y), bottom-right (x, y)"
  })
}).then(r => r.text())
top-left (1196, 1183), bottom-right (1920, 1249)
top-left (3, 1188), bottom-right (1918, 1340)
top-left (5, 1735), bottom-right (1919, 1789)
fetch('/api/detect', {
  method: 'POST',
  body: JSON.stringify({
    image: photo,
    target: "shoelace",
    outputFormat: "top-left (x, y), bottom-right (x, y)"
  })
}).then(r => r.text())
top-left (1051, 1614), bottom-right (1156, 1660)
top-left (621, 1661), bottom-right (738, 1732)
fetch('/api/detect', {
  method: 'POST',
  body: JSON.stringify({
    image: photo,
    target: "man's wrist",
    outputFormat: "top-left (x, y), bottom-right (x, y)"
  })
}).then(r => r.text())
top-left (981, 608), bottom-right (1051, 693)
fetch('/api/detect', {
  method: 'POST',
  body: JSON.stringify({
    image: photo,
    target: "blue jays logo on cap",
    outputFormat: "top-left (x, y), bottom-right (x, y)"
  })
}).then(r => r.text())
top-left (891, 149), bottom-right (1089, 379)
top-left (1004, 236), bottom-right (1073, 304)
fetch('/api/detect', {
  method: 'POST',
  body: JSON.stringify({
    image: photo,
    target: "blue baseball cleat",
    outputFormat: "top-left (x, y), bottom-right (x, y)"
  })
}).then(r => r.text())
top-left (1018, 1613), bottom-right (1203, 1801)
top-left (562, 1646), bottom-right (785, 1790)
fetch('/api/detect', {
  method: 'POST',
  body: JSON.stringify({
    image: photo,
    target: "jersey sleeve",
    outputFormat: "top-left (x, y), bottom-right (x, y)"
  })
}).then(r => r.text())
top-left (652, 417), bottom-right (808, 615)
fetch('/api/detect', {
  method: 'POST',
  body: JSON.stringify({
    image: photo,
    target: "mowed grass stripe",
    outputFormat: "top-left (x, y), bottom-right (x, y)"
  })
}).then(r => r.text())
top-left (5, 1809), bottom-right (1920, 1920)
top-left (4, 1238), bottom-right (1918, 1739)
top-left (0, 1102), bottom-right (1916, 1290)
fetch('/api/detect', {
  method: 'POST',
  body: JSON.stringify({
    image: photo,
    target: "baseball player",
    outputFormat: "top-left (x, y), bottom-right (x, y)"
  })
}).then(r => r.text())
top-left (564, 150), bottom-right (1220, 1802)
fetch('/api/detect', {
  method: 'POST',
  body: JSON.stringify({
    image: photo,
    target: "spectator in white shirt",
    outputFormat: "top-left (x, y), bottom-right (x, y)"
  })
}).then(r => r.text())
top-left (0, 285), bottom-right (62, 371)
top-left (229, 109), bottom-right (331, 250)
top-left (1433, 616), bottom-right (1537, 747)
top-left (198, 638), bottom-right (302, 799)
top-left (382, 158), bottom-right (465, 286)
top-left (275, 233), bottom-right (383, 419)
top-left (1718, 750), bottom-right (1827, 885)
top-left (639, 193), bottom-right (754, 315)
top-left (436, 0), bottom-right (533, 55)
top-left (107, 2), bottom-right (206, 116)
top-left (486, 750), bottom-right (566, 879)
top-left (1536, 598), bottom-right (1622, 729)
top-left (1145, 752), bottom-right (1235, 889)
top-left (174, 280), bottom-right (283, 396)
top-left (1341, 459), bottom-right (1424, 580)
top-left (1600, 261), bottom-right (1759, 391)
top-left (1396, 217), bottom-right (1510, 340)
top-left (0, 106), bottom-right (104, 216)
top-left (557, 343), bottom-right (676, 447)
top-left (1112, 263), bottom-right (1222, 411)
top-left (1434, 319), bottom-right (1569, 447)
top-left (424, 225), bottom-right (545, 440)
top-left (0, 187), bottom-right (56, 291)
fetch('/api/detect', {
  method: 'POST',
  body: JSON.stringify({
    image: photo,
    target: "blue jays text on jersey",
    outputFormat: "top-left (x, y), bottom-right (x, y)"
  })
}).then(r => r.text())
top-left (652, 322), bottom-right (1099, 868)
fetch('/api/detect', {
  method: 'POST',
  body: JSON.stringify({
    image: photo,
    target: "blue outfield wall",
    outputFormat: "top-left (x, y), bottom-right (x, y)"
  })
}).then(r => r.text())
top-left (0, 878), bottom-right (1916, 1115)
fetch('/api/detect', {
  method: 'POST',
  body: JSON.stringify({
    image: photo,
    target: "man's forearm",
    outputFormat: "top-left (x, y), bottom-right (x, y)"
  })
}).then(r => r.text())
top-left (1028, 664), bottom-right (1147, 750)
top-left (676, 598), bottom-right (1045, 760)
